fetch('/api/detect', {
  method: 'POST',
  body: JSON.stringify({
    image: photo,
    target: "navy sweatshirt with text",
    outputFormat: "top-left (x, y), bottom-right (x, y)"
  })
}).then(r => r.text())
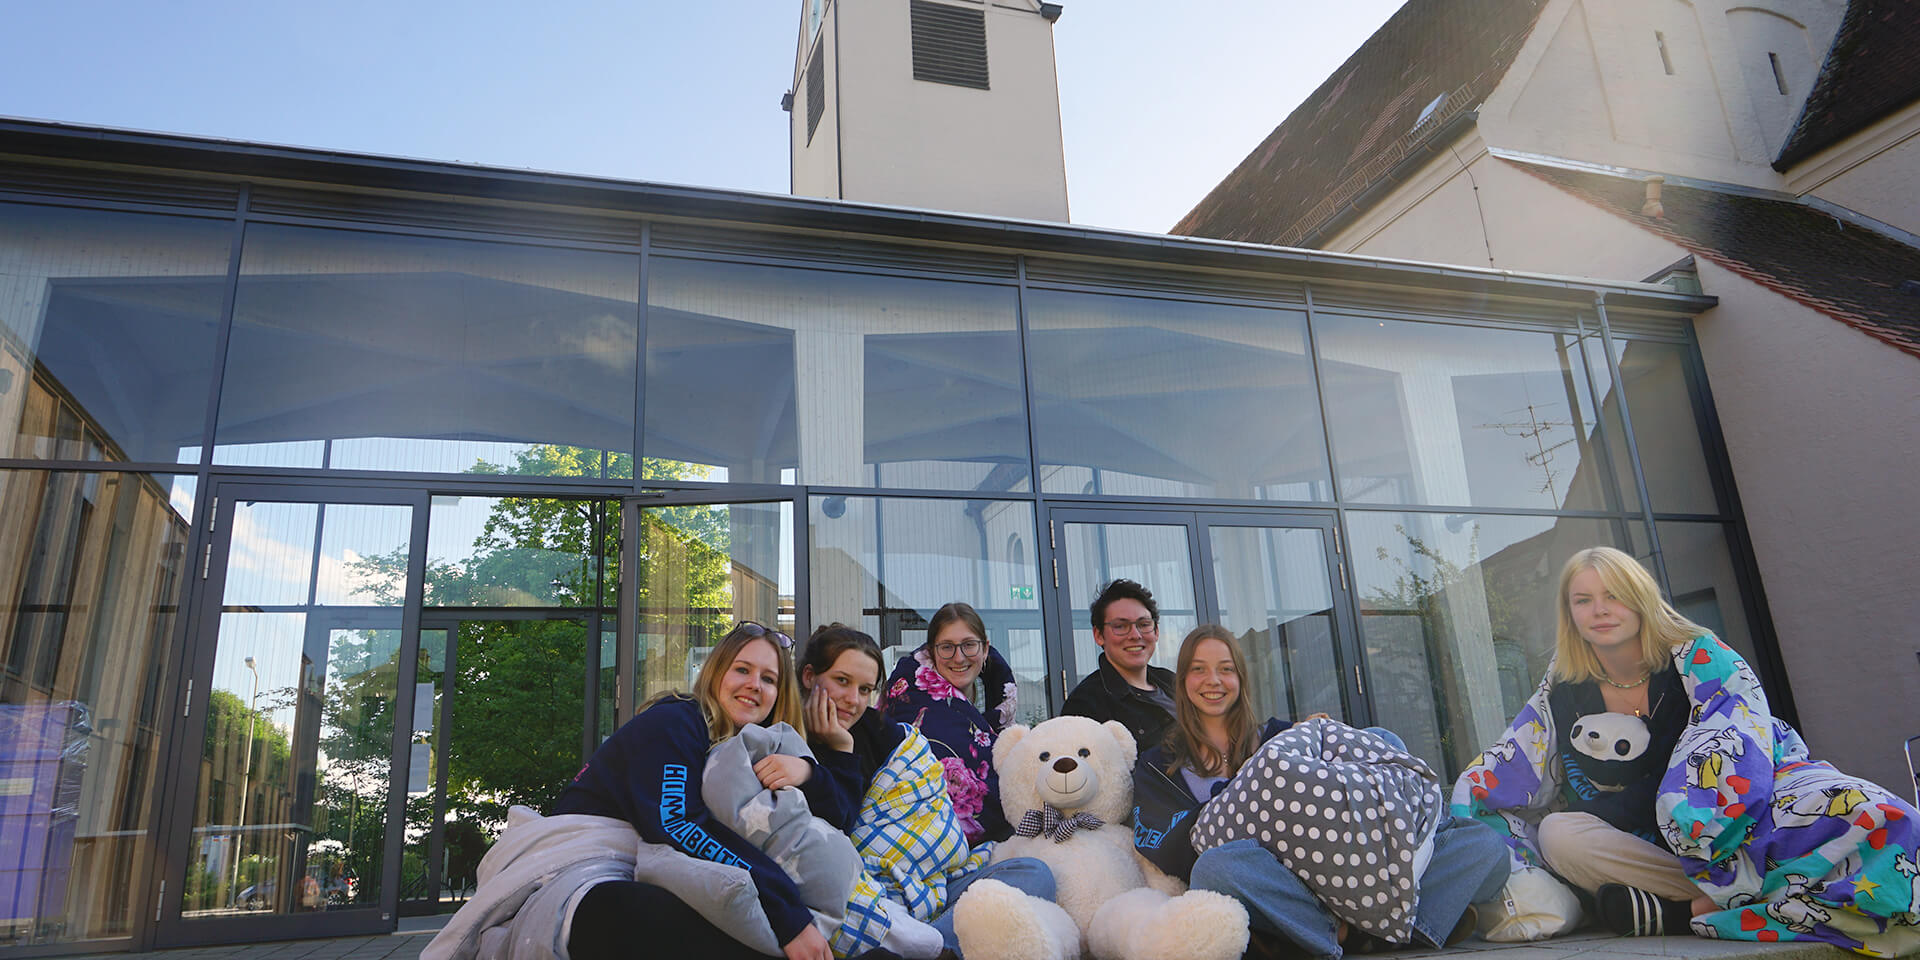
top-left (552, 696), bottom-right (860, 945)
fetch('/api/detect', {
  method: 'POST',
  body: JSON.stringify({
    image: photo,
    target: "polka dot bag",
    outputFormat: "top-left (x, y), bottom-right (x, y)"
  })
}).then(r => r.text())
top-left (1189, 718), bottom-right (1443, 943)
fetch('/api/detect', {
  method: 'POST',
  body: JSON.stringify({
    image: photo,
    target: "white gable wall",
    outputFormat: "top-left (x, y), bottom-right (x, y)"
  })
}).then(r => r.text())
top-left (1475, 0), bottom-right (1843, 188)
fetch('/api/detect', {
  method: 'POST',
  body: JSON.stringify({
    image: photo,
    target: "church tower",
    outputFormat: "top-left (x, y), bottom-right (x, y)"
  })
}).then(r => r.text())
top-left (787, 0), bottom-right (1070, 222)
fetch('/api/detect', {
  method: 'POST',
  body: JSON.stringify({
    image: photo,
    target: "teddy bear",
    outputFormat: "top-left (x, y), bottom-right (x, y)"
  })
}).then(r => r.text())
top-left (951, 715), bottom-right (1250, 960)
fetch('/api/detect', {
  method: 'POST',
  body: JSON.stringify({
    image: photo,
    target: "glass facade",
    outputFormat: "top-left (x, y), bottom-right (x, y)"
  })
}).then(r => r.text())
top-left (0, 153), bottom-right (1763, 952)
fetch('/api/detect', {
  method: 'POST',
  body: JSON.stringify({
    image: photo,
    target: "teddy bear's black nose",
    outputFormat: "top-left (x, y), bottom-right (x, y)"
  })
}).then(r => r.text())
top-left (1052, 757), bottom-right (1078, 774)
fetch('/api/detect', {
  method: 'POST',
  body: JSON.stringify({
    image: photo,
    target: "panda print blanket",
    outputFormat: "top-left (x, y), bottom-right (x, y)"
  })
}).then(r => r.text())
top-left (1453, 635), bottom-right (1920, 956)
top-left (1190, 719), bottom-right (1444, 943)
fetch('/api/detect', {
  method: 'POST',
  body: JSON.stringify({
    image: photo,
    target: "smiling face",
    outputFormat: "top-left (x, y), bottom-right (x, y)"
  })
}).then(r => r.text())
top-left (715, 637), bottom-right (781, 729)
top-left (1182, 637), bottom-right (1241, 718)
top-left (803, 648), bottom-right (881, 726)
top-left (930, 620), bottom-right (988, 691)
top-left (1567, 565), bottom-right (1643, 654)
top-left (1094, 597), bottom-right (1158, 675)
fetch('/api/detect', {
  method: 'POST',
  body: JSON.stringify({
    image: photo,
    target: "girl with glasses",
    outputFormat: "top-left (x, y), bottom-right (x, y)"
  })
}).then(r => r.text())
top-left (881, 602), bottom-right (1020, 844)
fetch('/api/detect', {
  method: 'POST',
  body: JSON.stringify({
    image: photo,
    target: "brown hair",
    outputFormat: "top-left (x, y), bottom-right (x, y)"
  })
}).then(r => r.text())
top-left (924, 602), bottom-right (989, 654)
top-left (801, 622), bottom-right (884, 684)
top-left (1550, 546), bottom-right (1708, 684)
top-left (647, 621), bottom-right (805, 742)
top-left (1163, 625), bottom-right (1260, 778)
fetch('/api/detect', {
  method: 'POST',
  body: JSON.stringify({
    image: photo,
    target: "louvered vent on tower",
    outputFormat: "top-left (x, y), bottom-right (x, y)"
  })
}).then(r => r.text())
top-left (910, 0), bottom-right (989, 89)
top-left (806, 47), bottom-right (826, 142)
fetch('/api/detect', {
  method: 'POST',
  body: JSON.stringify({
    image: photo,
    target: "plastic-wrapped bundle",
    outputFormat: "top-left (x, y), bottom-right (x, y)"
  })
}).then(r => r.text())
top-left (0, 701), bottom-right (92, 927)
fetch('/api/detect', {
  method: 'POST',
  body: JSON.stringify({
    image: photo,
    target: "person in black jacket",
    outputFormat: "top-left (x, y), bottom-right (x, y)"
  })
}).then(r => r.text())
top-left (554, 621), bottom-right (861, 960)
top-left (1061, 578), bottom-right (1177, 749)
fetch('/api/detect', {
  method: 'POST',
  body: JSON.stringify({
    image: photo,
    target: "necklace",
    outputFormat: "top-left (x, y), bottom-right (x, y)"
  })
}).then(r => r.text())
top-left (1600, 671), bottom-right (1648, 690)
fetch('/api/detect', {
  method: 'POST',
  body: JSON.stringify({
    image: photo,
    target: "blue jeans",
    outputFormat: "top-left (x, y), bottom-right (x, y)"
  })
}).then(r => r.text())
top-left (932, 856), bottom-right (1057, 959)
top-left (1191, 818), bottom-right (1509, 958)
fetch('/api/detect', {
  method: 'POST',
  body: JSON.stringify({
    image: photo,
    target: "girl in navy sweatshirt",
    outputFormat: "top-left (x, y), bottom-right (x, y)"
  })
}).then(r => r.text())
top-left (554, 621), bottom-right (862, 960)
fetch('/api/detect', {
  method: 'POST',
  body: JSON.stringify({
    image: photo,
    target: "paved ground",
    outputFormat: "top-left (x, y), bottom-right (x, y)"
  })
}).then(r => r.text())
top-left (58, 925), bottom-right (1847, 960)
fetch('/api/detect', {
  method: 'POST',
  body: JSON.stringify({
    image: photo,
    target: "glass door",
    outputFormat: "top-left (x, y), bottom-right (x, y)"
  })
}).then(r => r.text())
top-left (158, 484), bottom-right (427, 945)
top-left (1047, 507), bottom-right (1365, 726)
top-left (1196, 514), bottom-right (1359, 724)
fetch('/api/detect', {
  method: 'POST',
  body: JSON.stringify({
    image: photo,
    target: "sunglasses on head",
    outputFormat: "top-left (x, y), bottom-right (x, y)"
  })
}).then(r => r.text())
top-left (735, 620), bottom-right (794, 650)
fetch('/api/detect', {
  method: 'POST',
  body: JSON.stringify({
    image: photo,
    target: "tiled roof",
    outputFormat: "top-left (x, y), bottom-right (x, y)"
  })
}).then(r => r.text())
top-left (1171, 0), bottom-right (1551, 245)
top-left (1512, 159), bottom-right (1920, 357)
top-left (1774, 0), bottom-right (1920, 170)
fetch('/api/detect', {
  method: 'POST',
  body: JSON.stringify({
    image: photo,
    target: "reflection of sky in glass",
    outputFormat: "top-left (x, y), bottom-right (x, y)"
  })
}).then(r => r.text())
top-left (168, 475), bottom-right (197, 524)
top-left (224, 502), bottom-right (319, 606)
top-left (221, 501), bottom-right (410, 607)
top-left (213, 612), bottom-right (306, 733)
top-left (314, 505), bottom-right (410, 606)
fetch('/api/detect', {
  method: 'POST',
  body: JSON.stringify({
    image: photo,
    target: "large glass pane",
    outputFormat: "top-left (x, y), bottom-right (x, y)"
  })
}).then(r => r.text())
top-left (1316, 315), bottom-right (1615, 511)
top-left (645, 258), bottom-right (1029, 490)
top-left (424, 496), bottom-right (612, 608)
top-left (1607, 340), bottom-right (1719, 514)
top-left (214, 225), bottom-right (638, 477)
top-left (1346, 511), bottom-right (1634, 779)
top-left (634, 502), bottom-right (792, 706)
top-left (0, 471), bottom-right (193, 946)
top-left (1208, 525), bottom-right (1344, 723)
top-left (1024, 290), bottom-right (1332, 500)
top-left (1059, 521), bottom-right (1197, 682)
top-left (183, 501), bottom-right (412, 919)
top-left (1656, 522), bottom-right (1758, 666)
top-left (0, 203), bottom-right (232, 464)
top-left (807, 496), bottom-right (1046, 724)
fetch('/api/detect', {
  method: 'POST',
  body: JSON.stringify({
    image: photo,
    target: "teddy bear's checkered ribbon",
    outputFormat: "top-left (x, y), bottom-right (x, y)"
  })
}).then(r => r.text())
top-left (1014, 805), bottom-right (1104, 843)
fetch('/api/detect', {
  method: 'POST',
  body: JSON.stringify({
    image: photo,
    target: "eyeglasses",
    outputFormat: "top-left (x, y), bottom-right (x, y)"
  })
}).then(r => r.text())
top-left (1100, 618), bottom-right (1158, 637)
top-left (735, 621), bottom-right (794, 649)
top-left (932, 639), bottom-right (984, 660)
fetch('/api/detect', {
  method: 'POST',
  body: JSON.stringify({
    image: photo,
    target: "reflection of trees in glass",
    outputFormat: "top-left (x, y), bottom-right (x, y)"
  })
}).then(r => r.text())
top-left (311, 628), bottom-right (399, 905)
top-left (186, 689), bottom-right (293, 911)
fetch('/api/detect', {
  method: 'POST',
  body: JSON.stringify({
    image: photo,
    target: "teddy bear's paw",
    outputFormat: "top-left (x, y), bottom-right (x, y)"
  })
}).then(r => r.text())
top-left (953, 878), bottom-right (1076, 960)
top-left (1088, 888), bottom-right (1169, 960)
top-left (1133, 890), bottom-right (1251, 960)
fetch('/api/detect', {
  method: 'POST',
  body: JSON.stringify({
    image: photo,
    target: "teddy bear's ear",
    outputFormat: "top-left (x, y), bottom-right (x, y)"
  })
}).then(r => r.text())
top-left (992, 724), bottom-right (1029, 768)
top-left (1102, 720), bottom-right (1138, 769)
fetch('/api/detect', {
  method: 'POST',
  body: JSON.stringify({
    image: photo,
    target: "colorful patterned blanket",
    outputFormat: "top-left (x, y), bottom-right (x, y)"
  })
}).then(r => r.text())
top-left (1454, 635), bottom-right (1920, 956)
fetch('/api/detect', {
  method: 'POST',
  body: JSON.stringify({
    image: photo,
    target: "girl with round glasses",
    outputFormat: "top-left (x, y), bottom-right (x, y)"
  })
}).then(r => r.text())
top-left (881, 602), bottom-right (1020, 844)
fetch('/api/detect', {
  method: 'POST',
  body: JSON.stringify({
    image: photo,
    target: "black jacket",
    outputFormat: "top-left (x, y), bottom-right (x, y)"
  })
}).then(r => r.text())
top-left (1061, 653), bottom-right (1177, 752)
top-left (1131, 717), bottom-right (1291, 881)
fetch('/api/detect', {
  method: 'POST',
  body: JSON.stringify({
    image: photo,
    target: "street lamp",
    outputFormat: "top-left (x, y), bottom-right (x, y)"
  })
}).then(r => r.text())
top-left (232, 656), bottom-right (260, 908)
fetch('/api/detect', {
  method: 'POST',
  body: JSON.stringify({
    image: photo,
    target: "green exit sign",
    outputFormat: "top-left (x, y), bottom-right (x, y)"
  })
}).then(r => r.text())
top-left (1010, 585), bottom-right (1033, 601)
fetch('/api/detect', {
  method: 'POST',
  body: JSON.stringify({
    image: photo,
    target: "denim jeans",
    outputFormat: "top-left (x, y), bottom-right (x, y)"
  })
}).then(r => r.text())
top-left (932, 856), bottom-right (1057, 959)
top-left (1190, 818), bottom-right (1509, 958)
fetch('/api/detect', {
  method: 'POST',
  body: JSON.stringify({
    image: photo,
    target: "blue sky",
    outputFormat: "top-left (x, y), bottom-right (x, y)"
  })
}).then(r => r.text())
top-left (0, 0), bottom-right (1401, 232)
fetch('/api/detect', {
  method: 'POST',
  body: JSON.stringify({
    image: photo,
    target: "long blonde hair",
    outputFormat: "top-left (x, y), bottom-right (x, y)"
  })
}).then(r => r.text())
top-left (648, 622), bottom-right (805, 742)
top-left (1550, 546), bottom-right (1708, 684)
top-left (1164, 625), bottom-right (1260, 777)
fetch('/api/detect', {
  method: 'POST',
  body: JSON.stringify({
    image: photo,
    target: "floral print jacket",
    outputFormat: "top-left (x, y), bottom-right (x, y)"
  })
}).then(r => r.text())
top-left (881, 644), bottom-right (1018, 845)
